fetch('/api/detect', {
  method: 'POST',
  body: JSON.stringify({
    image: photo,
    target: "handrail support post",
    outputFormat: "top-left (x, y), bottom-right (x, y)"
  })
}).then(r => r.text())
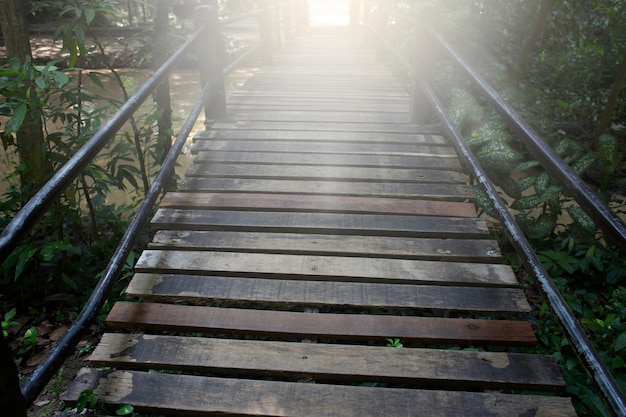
top-left (195, 5), bottom-right (228, 126)
top-left (410, 29), bottom-right (433, 124)
top-left (259, 1), bottom-right (274, 64)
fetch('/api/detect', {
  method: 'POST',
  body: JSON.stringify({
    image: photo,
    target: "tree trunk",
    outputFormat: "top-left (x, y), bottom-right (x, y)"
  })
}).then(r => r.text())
top-left (0, 0), bottom-right (53, 194)
top-left (591, 46), bottom-right (626, 149)
top-left (512, 0), bottom-right (558, 86)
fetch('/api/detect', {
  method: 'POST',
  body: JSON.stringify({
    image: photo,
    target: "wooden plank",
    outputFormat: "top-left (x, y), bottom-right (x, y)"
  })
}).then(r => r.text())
top-left (185, 164), bottom-right (468, 184)
top-left (191, 139), bottom-right (457, 156)
top-left (90, 334), bottom-right (562, 390)
top-left (227, 110), bottom-right (409, 123)
top-left (227, 103), bottom-right (408, 113)
top-left (106, 302), bottom-right (536, 346)
top-left (65, 369), bottom-right (575, 417)
top-left (178, 179), bottom-right (474, 200)
top-left (126, 274), bottom-right (530, 312)
top-left (150, 209), bottom-right (490, 238)
top-left (193, 151), bottom-right (463, 170)
top-left (206, 121), bottom-right (440, 134)
top-left (159, 193), bottom-right (479, 217)
top-left (148, 231), bottom-right (503, 262)
top-left (196, 129), bottom-right (447, 145)
top-left (134, 250), bottom-right (519, 287)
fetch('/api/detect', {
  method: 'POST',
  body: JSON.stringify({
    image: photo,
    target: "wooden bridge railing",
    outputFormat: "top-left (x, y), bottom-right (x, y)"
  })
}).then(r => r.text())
top-left (365, 4), bottom-right (626, 415)
top-left (0, 3), bottom-right (287, 414)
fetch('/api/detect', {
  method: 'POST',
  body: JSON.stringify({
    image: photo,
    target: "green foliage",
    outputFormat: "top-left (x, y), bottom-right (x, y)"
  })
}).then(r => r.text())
top-left (385, 338), bottom-right (403, 348)
top-left (76, 390), bottom-right (98, 413)
top-left (0, 2), bottom-right (161, 307)
top-left (2, 308), bottom-right (19, 338)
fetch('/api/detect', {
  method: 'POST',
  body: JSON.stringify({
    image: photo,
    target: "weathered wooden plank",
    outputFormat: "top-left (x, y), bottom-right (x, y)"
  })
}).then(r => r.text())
top-left (227, 95), bottom-right (410, 107)
top-left (151, 209), bottom-right (490, 238)
top-left (126, 274), bottom-right (529, 312)
top-left (90, 334), bottom-right (562, 390)
top-left (185, 164), bottom-right (467, 184)
top-left (206, 120), bottom-right (440, 134)
top-left (106, 302), bottom-right (536, 346)
top-left (227, 103), bottom-right (408, 113)
top-left (65, 369), bottom-right (575, 417)
top-left (191, 139), bottom-right (457, 156)
top-left (193, 150), bottom-right (463, 169)
top-left (148, 231), bottom-right (502, 262)
top-left (159, 193), bottom-right (479, 217)
top-left (227, 110), bottom-right (410, 123)
top-left (134, 250), bottom-right (518, 287)
top-left (196, 128), bottom-right (447, 145)
top-left (178, 178), bottom-right (474, 200)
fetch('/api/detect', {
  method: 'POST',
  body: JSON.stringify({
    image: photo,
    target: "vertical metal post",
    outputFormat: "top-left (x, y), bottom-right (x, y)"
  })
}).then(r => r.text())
top-left (273, 1), bottom-right (282, 51)
top-left (153, 0), bottom-right (173, 172)
top-left (195, 5), bottom-right (228, 126)
top-left (259, 1), bottom-right (274, 64)
top-left (410, 31), bottom-right (433, 124)
top-left (0, 330), bottom-right (26, 417)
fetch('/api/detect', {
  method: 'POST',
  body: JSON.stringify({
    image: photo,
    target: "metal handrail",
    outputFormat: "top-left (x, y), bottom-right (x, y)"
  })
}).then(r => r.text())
top-left (422, 82), bottom-right (626, 417)
top-left (427, 27), bottom-right (626, 255)
top-left (0, 3), bottom-right (273, 410)
top-left (372, 10), bottom-right (626, 417)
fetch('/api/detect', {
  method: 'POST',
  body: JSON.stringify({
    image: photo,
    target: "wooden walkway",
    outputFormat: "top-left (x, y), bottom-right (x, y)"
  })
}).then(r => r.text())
top-left (65, 28), bottom-right (576, 416)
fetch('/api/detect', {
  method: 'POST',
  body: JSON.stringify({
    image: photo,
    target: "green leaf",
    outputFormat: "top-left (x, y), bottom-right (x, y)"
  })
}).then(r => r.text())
top-left (567, 206), bottom-right (596, 234)
top-left (87, 72), bottom-right (105, 89)
top-left (116, 404), bottom-right (134, 415)
top-left (615, 332), bottom-right (626, 352)
top-left (10, 103), bottom-right (28, 133)
top-left (512, 194), bottom-right (541, 210)
top-left (52, 70), bottom-right (70, 88)
top-left (23, 326), bottom-right (37, 346)
top-left (571, 152), bottom-right (597, 176)
top-left (527, 213), bottom-right (557, 239)
top-left (598, 134), bottom-right (619, 173)
top-left (76, 390), bottom-right (98, 412)
top-left (514, 159), bottom-right (542, 172)
top-left (85, 9), bottom-right (97, 25)
top-left (472, 186), bottom-right (498, 218)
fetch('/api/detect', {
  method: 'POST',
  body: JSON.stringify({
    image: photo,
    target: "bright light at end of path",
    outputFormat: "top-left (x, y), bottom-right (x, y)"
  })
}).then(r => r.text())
top-left (308, 0), bottom-right (351, 26)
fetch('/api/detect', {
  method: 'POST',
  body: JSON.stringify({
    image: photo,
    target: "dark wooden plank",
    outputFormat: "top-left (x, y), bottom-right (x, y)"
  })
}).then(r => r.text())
top-left (90, 334), bottom-right (563, 390)
top-left (126, 274), bottom-right (530, 312)
top-left (65, 369), bottom-right (575, 417)
top-left (148, 231), bottom-right (503, 262)
top-left (159, 193), bottom-right (479, 217)
top-left (178, 178), bottom-right (474, 200)
top-left (196, 128), bottom-right (447, 145)
top-left (191, 139), bottom-right (457, 156)
top-left (185, 164), bottom-right (468, 184)
top-left (193, 150), bottom-right (463, 170)
top-left (134, 250), bottom-right (518, 286)
top-left (106, 302), bottom-right (536, 346)
top-left (150, 209), bottom-right (490, 238)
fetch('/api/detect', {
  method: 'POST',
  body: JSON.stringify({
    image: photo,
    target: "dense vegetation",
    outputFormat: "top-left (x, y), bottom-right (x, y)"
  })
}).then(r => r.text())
top-left (1, 0), bottom-right (625, 416)
top-left (393, 1), bottom-right (626, 415)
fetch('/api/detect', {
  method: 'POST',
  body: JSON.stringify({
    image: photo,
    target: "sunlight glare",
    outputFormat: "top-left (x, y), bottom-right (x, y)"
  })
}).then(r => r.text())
top-left (308, 0), bottom-right (350, 26)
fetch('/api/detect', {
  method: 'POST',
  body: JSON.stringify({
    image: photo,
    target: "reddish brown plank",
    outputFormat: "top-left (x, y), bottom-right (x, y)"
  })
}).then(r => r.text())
top-left (106, 302), bottom-right (537, 346)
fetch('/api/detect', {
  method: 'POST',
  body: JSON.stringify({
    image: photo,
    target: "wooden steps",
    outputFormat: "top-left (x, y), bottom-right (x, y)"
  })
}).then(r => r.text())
top-left (63, 27), bottom-right (576, 416)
